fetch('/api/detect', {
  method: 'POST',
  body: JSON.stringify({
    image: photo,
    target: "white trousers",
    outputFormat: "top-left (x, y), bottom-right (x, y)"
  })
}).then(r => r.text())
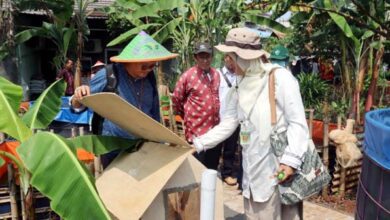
top-left (244, 190), bottom-right (302, 220)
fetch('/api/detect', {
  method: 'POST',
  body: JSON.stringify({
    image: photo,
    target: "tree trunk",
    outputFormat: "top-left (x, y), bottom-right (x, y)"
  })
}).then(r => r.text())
top-left (355, 50), bottom-right (369, 124)
top-left (75, 31), bottom-right (83, 88)
top-left (365, 43), bottom-right (385, 112)
top-left (350, 45), bottom-right (368, 124)
top-left (0, 1), bottom-right (19, 84)
top-left (340, 36), bottom-right (352, 98)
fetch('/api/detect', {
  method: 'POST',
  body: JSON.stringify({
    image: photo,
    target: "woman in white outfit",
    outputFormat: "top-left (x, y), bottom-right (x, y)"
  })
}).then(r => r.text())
top-left (193, 27), bottom-right (309, 220)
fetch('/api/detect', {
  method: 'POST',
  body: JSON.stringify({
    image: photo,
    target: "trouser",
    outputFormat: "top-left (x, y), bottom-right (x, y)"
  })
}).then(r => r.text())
top-left (221, 127), bottom-right (240, 178)
top-left (244, 190), bottom-right (303, 220)
top-left (194, 143), bottom-right (223, 170)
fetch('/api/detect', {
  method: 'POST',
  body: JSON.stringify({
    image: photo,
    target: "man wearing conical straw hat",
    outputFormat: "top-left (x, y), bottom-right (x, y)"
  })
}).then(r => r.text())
top-left (71, 31), bottom-right (177, 166)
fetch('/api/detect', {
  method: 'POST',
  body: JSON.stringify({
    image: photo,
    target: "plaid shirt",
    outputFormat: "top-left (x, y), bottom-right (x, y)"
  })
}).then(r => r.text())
top-left (172, 66), bottom-right (220, 142)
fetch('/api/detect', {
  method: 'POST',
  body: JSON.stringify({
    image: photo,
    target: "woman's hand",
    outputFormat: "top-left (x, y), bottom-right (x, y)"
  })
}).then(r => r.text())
top-left (275, 164), bottom-right (296, 184)
top-left (71, 85), bottom-right (91, 108)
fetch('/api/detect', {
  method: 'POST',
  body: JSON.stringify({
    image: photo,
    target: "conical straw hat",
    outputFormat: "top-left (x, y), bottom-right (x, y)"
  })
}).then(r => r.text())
top-left (110, 31), bottom-right (178, 63)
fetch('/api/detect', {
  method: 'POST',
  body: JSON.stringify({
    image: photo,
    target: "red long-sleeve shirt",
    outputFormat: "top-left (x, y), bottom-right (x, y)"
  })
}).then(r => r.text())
top-left (172, 66), bottom-right (220, 143)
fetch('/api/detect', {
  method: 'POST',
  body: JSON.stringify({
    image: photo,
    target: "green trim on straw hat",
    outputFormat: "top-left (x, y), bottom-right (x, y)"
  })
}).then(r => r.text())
top-left (110, 31), bottom-right (178, 63)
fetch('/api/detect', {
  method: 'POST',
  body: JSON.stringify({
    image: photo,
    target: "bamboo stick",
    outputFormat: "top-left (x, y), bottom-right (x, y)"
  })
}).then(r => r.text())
top-left (322, 109), bottom-right (330, 199)
top-left (339, 167), bottom-right (346, 199)
top-left (332, 175), bottom-right (360, 185)
top-left (8, 164), bottom-right (18, 220)
top-left (19, 187), bottom-right (26, 220)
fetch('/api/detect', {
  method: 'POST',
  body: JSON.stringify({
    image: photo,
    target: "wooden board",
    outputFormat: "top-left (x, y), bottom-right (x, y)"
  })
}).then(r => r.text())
top-left (80, 93), bottom-right (190, 147)
top-left (96, 142), bottom-right (192, 220)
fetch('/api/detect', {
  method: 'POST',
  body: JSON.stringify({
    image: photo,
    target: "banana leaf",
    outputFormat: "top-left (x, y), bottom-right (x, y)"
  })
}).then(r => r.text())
top-left (107, 23), bottom-right (160, 47)
top-left (17, 132), bottom-right (111, 220)
top-left (0, 157), bottom-right (4, 167)
top-left (22, 79), bottom-right (65, 130)
top-left (243, 13), bottom-right (291, 34)
top-left (152, 17), bottom-right (182, 43)
top-left (68, 135), bottom-right (142, 155)
top-left (0, 89), bottom-right (32, 142)
top-left (0, 76), bottom-right (23, 113)
top-left (131, 0), bottom-right (184, 20)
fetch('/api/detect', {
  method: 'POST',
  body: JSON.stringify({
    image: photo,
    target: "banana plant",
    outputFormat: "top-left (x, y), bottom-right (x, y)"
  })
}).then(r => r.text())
top-left (0, 76), bottom-right (139, 219)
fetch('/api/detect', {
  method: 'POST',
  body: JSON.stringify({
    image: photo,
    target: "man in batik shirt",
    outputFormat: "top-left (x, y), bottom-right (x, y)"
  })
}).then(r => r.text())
top-left (172, 42), bottom-right (221, 170)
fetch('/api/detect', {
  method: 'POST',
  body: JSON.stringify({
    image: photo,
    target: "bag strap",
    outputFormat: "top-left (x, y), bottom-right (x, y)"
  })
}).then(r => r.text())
top-left (104, 64), bottom-right (119, 93)
top-left (220, 69), bottom-right (233, 88)
top-left (269, 67), bottom-right (280, 126)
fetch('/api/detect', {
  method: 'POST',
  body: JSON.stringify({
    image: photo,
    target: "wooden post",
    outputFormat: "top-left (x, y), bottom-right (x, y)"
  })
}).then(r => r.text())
top-left (339, 167), bottom-right (346, 199)
top-left (71, 127), bottom-right (77, 138)
top-left (322, 103), bottom-right (329, 199)
top-left (8, 164), bottom-right (18, 220)
top-left (308, 109), bottom-right (314, 138)
top-left (337, 115), bottom-right (342, 129)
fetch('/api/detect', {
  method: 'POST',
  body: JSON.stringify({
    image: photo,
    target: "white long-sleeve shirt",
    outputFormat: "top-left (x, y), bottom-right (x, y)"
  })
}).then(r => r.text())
top-left (218, 66), bottom-right (237, 118)
top-left (194, 67), bottom-right (309, 202)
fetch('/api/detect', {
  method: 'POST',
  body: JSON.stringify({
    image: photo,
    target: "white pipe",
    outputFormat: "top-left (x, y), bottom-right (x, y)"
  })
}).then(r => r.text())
top-left (200, 169), bottom-right (217, 220)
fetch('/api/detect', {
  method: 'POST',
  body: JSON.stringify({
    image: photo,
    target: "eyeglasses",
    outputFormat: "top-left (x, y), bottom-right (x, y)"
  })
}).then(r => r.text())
top-left (141, 63), bottom-right (157, 70)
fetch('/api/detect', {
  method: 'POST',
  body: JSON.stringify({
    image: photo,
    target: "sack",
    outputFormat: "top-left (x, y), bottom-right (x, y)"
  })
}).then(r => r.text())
top-left (268, 68), bottom-right (331, 205)
top-left (271, 130), bottom-right (331, 205)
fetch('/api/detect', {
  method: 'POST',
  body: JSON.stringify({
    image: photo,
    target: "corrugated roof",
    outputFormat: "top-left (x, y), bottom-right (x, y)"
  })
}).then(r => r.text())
top-left (1, 0), bottom-right (115, 18)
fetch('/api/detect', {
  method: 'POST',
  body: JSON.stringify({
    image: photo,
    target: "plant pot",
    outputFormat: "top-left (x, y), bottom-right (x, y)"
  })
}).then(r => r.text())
top-left (312, 119), bottom-right (338, 146)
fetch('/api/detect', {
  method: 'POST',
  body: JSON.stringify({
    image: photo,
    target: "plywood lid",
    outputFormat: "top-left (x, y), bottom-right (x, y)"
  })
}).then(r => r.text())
top-left (81, 93), bottom-right (190, 147)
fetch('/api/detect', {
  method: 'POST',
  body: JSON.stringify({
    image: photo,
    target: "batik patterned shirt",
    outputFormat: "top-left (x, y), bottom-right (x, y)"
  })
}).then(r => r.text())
top-left (172, 66), bottom-right (220, 142)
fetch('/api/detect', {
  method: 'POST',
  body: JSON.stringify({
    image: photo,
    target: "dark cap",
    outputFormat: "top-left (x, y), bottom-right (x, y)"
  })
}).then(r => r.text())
top-left (194, 42), bottom-right (212, 54)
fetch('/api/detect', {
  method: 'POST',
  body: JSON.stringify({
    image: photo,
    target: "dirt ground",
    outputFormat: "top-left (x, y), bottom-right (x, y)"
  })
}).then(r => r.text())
top-left (309, 193), bottom-right (356, 215)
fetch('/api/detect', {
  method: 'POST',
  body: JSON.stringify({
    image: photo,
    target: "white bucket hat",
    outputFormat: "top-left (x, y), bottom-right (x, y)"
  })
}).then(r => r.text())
top-left (215, 27), bottom-right (270, 60)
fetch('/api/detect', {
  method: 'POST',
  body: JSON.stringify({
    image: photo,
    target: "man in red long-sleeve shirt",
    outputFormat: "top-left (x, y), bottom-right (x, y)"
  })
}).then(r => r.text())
top-left (56, 58), bottom-right (74, 96)
top-left (172, 42), bottom-right (222, 170)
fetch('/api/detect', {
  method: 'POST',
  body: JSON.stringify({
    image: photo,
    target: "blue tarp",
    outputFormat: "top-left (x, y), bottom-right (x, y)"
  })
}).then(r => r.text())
top-left (364, 108), bottom-right (390, 170)
top-left (31, 97), bottom-right (93, 125)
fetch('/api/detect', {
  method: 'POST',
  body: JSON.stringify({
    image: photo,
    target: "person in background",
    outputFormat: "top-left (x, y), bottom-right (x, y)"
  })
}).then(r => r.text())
top-left (218, 54), bottom-right (242, 187)
top-left (172, 42), bottom-right (222, 170)
top-left (270, 45), bottom-right (290, 69)
top-left (91, 60), bottom-right (106, 79)
top-left (56, 58), bottom-right (74, 96)
top-left (193, 27), bottom-right (309, 219)
top-left (71, 31), bottom-right (177, 167)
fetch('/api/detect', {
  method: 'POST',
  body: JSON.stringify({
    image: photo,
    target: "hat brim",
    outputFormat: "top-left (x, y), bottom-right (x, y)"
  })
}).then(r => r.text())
top-left (91, 64), bottom-right (105, 68)
top-left (215, 44), bottom-right (269, 60)
top-left (194, 49), bottom-right (213, 54)
top-left (270, 55), bottom-right (288, 60)
top-left (110, 53), bottom-right (178, 63)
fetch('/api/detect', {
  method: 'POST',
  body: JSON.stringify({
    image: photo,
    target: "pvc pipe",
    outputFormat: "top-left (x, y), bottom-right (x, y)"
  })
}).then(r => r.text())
top-left (200, 169), bottom-right (217, 220)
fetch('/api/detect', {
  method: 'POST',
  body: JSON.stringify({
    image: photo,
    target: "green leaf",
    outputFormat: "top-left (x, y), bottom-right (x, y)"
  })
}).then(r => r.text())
top-left (63, 28), bottom-right (75, 55)
top-left (243, 13), bottom-right (291, 34)
top-left (152, 17), bottom-right (182, 43)
top-left (116, 0), bottom-right (141, 10)
top-left (0, 76), bottom-right (23, 113)
top-left (107, 23), bottom-right (160, 47)
top-left (131, 0), bottom-right (184, 20)
top-left (0, 157), bottom-right (4, 167)
top-left (0, 86), bottom-right (31, 142)
top-left (0, 44), bottom-right (9, 61)
top-left (22, 79), bottom-right (66, 130)
top-left (68, 135), bottom-right (141, 155)
top-left (361, 30), bottom-right (374, 40)
top-left (17, 132), bottom-right (111, 220)
top-left (14, 29), bottom-right (43, 44)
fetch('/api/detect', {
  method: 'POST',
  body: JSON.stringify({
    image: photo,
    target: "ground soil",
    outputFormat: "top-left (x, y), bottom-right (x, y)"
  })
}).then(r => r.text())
top-left (309, 193), bottom-right (356, 215)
